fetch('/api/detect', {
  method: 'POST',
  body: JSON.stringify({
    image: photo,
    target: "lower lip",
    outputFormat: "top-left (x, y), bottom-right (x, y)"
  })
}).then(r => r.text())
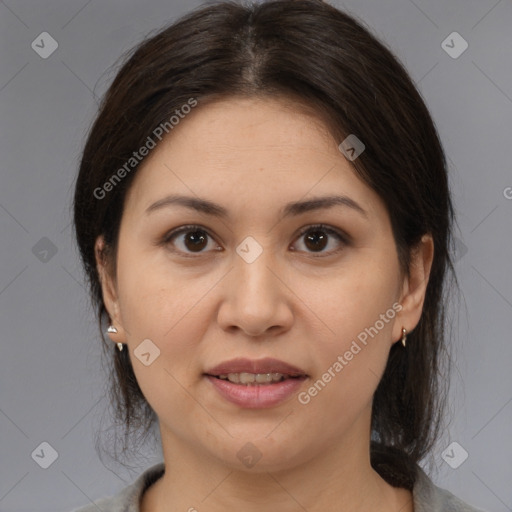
top-left (205, 375), bottom-right (307, 408)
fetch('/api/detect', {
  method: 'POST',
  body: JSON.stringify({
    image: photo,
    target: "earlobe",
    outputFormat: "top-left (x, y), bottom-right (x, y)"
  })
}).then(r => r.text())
top-left (394, 234), bottom-right (434, 342)
top-left (95, 236), bottom-right (127, 342)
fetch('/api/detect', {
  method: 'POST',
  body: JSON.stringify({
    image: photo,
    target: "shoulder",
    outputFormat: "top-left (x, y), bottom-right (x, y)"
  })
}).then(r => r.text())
top-left (70, 462), bottom-right (165, 512)
top-left (413, 465), bottom-right (487, 512)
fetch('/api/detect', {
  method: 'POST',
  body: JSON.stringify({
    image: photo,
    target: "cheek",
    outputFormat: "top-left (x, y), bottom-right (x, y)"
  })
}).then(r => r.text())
top-left (115, 253), bottom-right (211, 402)
top-left (298, 255), bottom-right (399, 412)
top-left (115, 241), bottom-right (207, 341)
top-left (120, 303), bottom-right (206, 430)
top-left (306, 254), bottom-right (399, 341)
top-left (119, 278), bottom-right (208, 368)
top-left (298, 316), bottom-right (394, 436)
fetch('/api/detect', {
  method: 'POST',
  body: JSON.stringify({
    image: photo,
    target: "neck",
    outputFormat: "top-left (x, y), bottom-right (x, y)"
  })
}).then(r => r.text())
top-left (141, 409), bottom-right (413, 512)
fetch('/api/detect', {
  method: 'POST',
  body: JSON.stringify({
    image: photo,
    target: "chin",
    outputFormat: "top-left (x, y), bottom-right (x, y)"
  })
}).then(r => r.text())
top-left (208, 434), bottom-right (313, 474)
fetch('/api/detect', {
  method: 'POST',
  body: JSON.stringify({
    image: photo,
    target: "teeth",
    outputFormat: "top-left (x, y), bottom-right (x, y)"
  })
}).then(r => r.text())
top-left (217, 372), bottom-right (294, 385)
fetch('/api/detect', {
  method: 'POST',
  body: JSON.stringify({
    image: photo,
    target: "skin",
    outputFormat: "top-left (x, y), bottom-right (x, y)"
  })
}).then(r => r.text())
top-left (96, 96), bottom-right (433, 512)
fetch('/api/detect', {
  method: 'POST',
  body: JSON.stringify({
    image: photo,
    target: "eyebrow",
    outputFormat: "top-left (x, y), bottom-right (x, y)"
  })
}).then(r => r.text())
top-left (145, 193), bottom-right (368, 219)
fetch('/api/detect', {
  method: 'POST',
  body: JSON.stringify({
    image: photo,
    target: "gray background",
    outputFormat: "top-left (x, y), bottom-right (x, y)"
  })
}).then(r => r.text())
top-left (1, 0), bottom-right (511, 511)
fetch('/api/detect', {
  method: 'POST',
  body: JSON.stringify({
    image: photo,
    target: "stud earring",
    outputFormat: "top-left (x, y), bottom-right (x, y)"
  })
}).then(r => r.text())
top-left (107, 326), bottom-right (123, 351)
top-left (401, 327), bottom-right (408, 348)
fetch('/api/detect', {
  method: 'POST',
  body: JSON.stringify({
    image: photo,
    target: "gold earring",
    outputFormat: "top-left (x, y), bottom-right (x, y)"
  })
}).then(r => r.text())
top-left (117, 343), bottom-right (124, 352)
top-left (401, 327), bottom-right (407, 348)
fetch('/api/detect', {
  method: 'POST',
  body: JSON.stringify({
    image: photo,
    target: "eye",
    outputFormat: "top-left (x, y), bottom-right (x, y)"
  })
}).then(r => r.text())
top-left (162, 225), bottom-right (220, 257)
top-left (292, 224), bottom-right (348, 256)
top-left (161, 223), bottom-right (349, 258)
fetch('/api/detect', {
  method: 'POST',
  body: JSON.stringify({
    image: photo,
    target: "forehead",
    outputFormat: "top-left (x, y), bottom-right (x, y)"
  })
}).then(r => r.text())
top-left (123, 96), bottom-right (384, 221)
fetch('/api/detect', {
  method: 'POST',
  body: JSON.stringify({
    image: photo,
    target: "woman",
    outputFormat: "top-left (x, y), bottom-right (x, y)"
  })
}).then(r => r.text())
top-left (72, 1), bottom-right (485, 510)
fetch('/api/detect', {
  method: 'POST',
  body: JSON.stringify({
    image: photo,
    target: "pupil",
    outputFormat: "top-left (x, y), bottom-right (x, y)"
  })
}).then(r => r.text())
top-left (185, 231), bottom-right (207, 251)
top-left (305, 230), bottom-right (327, 251)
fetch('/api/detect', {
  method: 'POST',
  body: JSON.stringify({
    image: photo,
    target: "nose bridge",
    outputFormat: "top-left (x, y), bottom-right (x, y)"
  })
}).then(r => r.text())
top-left (234, 234), bottom-right (278, 304)
top-left (217, 233), bottom-right (292, 336)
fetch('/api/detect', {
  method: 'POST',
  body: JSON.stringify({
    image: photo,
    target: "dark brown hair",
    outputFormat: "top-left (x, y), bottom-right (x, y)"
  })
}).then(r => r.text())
top-left (73, 0), bottom-right (456, 488)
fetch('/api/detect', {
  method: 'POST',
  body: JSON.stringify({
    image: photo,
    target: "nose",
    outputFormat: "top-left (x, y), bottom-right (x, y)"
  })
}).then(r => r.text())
top-left (216, 243), bottom-right (294, 338)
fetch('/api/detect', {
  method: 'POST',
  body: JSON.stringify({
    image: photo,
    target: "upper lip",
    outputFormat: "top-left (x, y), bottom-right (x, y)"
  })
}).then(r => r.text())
top-left (205, 357), bottom-right (307, 376)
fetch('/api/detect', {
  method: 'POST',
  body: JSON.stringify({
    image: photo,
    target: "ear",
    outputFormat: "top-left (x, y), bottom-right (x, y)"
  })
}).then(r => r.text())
top-left (393, 233), bottom-right (434, 343)
top-left (95, 235), bottom-right (127, 343)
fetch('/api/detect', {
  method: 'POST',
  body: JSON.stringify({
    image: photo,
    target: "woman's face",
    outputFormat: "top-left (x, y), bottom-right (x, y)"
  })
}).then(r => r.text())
top-left (97, 96), bottom-right (431, 472)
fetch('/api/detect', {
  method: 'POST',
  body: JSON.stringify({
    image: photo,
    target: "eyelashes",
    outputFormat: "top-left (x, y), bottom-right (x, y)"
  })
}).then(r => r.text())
top-left (159, 223), bottom-right (350, 258)
top-left (292, 224), bottom-right (349, 256)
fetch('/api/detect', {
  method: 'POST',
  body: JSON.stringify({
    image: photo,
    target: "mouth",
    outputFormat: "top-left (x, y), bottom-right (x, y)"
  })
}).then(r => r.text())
top-left (203, 358), bottom-right (308, 408)
top-left (208, 372), bottom-right (307, 385)
top-left (204, 357), bottom-right (308, 384)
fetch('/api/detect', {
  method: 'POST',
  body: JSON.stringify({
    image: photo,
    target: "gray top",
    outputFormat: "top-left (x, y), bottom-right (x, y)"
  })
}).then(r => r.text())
top-left (71, 462), bottom-right (486, 512)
